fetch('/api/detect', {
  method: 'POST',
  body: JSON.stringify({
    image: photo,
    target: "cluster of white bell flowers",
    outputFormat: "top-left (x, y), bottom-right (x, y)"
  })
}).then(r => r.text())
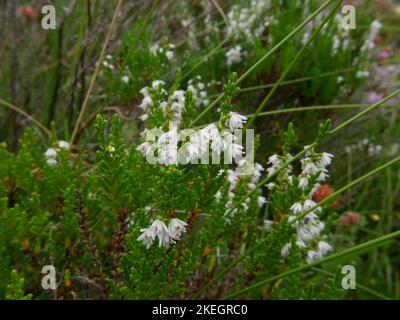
top-left (137, 218), bottom-right (188, 249)
top-left (44, 140), bottom-right (70, 166)
top-left (215, 161), bottom-right (265, 223)
top-left (136, 113), bottom-right (251, 166)
top-left (150, 42), bottom-right (175, 61)
top-left (332, 14), bottom-right (351, 55)
top-left (265, 153), bottom-right (294, 191)
top-left (226, 46), bottom-right (244, 67)
top-left (226, 0), bottom-right (273, 40)
top-left (187, 76), bottom-right (209, 107)
top-left (138, 79), bottom-right (210, 125)
top-left (279, 147), bottom-right (334, 264)
top-left (361, 20), bottom-right (382, 53)
top-left (345, 138), bottom-right (384, 157)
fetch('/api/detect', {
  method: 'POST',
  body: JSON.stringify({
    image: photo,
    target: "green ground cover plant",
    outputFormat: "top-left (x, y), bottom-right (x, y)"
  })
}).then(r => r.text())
top-left (0, 0), bottom-right (400, 300)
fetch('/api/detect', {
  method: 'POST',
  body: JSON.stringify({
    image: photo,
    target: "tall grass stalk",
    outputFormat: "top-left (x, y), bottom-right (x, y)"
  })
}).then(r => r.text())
top-left (192, 86), bottom-right (400, 299)
top-left (69, 0), bottom-right (124, 147)
top-left (245, 0), bottom-right (343, 128)
top-left (0, 98), bottom-right (52, 138)
top-left (223, 229), bottom-right (400, 299)
top-left (190, 0), bottom-right (337, 126)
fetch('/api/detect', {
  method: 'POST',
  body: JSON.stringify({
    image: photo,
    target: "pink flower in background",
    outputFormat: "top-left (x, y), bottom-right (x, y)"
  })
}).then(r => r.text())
top-left (379, 48), bottom-right (391, 60)
top-left (340, 212), bottom-right (360, 226)
top-left (371, 65), bottom-right (394, 85)
top-left (20, 6), bottom-right (38, 20)
top-left (367, 92), bottom-right (385, 104)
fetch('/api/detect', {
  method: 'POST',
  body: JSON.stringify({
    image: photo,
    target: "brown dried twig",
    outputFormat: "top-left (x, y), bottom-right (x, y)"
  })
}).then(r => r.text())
top-left (111, 207), bottom-right (130, 279)
top-left (69, 0), bottom-right (124, 146)
top-left (75, 190), bottom-right (108, 299)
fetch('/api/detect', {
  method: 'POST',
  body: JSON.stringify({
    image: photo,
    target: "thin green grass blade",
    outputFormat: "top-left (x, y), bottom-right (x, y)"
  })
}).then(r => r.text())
top-left (190, 0), bottom-right (337, 126)
top-left (223, 230), bottom-right (400, 299)
top-left (245, 0), bottom-right (343, 129)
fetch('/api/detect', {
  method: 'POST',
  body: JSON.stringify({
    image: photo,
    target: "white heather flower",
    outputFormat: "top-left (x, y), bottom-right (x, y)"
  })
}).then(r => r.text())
top-left (58, 141), bottom-right (70, 150)
top-left (215, 191), bottom-right (222, 202)
top-left (248, 182), bottom-right (256, 191)
top-left (102, 61), bottom-right (114, 70)
top-left (371, 20), bottom-right (382, 31)
top-left (45, 148), bottom-right (58, 159)
top-left (187, 84), bottom-right (197, 96)
top-left (140, 87), bottom-right (149, 96)
top-left (121, 76), bottom-right (130, 84)
top-left (290, 202), bottom-right (303, 214)
top-left (168, 218), bottom-right (188, 241)
top-left (281, 243), bottom-right (291, 257)
top-left (297, 212), bottom-right (324, 244)
top-left (226, 170), bottom-right (238, 185)
top-left (226, 112), bottom-right (247, 132)
top-left (226, 45), bottom-right (243, 66)
top-left (288, 215), bottom-right (297, 226)
top-left (257, 196), bottom-right (267, 208)
top-left (306, 250), bottom-right (322, 264)
top-left (266, 182), bottom-right (275, 190)
top-left (172, 90), bottom-right (185, 105)
top-left (298, 176), bottom-right (309, 190)
top-left (332, 36), bottom-right (340, 55)
top-left (158, 130), bottom-right (179, 147)
top-left (319, 152), bottom-right (333, 167)
top-left (187, 79), bottom-right (209, 108)
top-left (136, 142), bottom-right (153, 156)
top-left (201, 123), bottom-right (219, 139)
top-left (226, 207), bottom-right (238, 218)
top-left (210, 135), bottom-right (226, 155)
top-left (254, 163), bottom-right (264, 174)
top-left (268, 154), bottom-right (280, 166)
top-left (150, 219), bottom-right (170, 247)
top-left (165, 50), bottom-right (174, 60)
top-left (139, 114), bottom-right (149, 121)
top-left (159, 146), bottom-right (179, 165)
top-left (309, 184), bottom-right (321, 196)
top-left (217, 169), bottom-right (225, 177)
top-left (303, 199), bottom-right (318, 211)
top-left (46, 158), bottom-right (57, 166)
top-left (106, 145), bottom-right (116, 153)
top-left (297, 225), bottom-right (314, 244)
top-left (183, 142), bottom-right (200, 163)
top-left (152, 80), bottom-right (165, 89)
top-left (150, 43), bottom-right (160, 55)
top-left (159, 101), bottom-right (168, 113)
top-left (136, 228), bottom-right (154, 249)
top-left (139, 96), bottom-right (153, 111)
top-left (226, 143), bottom-right (244, 161)
top-left (303, 161), bottom-right (318, 175)
top-left (356, 70), bottom-right (370, 79)
top-left (199, 123), bottom-right (219, 141)
top-left (296, 240), bottom-right (307, 249)
top-left (318, 241), bottom-right (332, 255)
top-left (264, 220), bottom-right (273, 232)
top-left (221, 130), bottom-right (237, 144)
top-left (251, 163), bottom-right (264, 182)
